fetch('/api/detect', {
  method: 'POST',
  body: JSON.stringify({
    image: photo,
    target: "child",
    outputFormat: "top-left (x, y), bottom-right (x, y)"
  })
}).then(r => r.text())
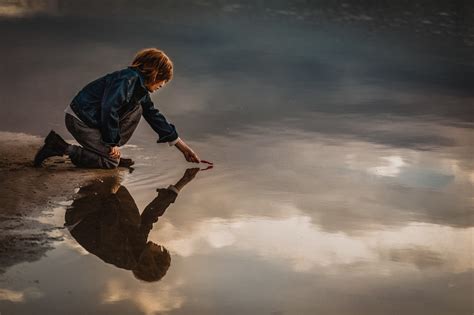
top-left (34, 48), bottom-right (203, 169)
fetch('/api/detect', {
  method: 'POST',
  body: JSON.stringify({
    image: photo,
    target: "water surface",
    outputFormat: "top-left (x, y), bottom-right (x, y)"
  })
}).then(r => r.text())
top-left (0, 1), bottom-right (472, 314)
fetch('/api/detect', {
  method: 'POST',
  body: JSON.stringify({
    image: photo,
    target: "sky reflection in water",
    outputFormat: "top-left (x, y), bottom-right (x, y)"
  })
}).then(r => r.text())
top-left (0, 1), bottom-right (473, 314)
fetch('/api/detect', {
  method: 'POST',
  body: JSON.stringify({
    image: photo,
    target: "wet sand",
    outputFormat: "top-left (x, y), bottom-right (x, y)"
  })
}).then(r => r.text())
top-left (0, 131), bottom-right (121, 274)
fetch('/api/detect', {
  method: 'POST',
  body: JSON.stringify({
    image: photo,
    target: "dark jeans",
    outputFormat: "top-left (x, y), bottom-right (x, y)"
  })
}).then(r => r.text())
top-left (65, 105), bottom-right (142, 169)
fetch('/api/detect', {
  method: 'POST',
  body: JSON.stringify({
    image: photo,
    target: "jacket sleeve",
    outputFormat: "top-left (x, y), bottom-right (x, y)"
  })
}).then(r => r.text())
top-left (140, 94), bottom-right (179, 143)
top-left (140, 188), bottom-right (178, 234)
top-left (100, 76), bottom-right (132, 146)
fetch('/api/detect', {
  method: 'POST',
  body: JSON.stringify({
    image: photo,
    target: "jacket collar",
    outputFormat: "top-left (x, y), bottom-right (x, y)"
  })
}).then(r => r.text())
top-left (127, 66), bottom-right (149, 92)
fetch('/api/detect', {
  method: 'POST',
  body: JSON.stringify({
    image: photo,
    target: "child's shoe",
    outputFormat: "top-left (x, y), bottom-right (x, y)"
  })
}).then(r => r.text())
top-left (118, 157), bottom-right (135, 168)
top-left (33, 130), bottom-right (70, 167)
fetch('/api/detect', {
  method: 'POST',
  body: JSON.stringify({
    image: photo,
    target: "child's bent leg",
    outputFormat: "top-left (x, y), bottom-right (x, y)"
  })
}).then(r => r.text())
top-left (65, 114), bottom-right (119, 169)
top-left (118, 105), bottom-right (143, 146)
top-left (67, 145), bottom-right (119, 169)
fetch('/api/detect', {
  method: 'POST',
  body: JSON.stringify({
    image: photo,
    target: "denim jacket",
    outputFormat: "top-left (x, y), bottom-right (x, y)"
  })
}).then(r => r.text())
top-left (70, 67), bottom-right (178, 146)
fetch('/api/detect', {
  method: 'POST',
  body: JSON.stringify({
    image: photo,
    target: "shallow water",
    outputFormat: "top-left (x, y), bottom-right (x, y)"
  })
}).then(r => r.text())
top-left (0, 1), bottom-right (473, 314)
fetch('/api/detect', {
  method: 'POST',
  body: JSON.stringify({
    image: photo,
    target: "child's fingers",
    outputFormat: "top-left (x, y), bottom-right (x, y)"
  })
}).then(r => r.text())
top-left (109, 149), bottom-right (120, 159)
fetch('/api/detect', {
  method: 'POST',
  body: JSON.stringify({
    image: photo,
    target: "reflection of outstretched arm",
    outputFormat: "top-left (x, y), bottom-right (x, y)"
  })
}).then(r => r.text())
top-left (140, 168), bottom-right (200, 232)
top-left (141, 189), bottom-right (177, 226)
top-left (172, 168), bottom-right (200, 192)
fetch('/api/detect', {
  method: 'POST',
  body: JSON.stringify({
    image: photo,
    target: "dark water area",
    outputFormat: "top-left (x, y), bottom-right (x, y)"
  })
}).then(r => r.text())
top-left (0, 1), bottom-right (473, 314)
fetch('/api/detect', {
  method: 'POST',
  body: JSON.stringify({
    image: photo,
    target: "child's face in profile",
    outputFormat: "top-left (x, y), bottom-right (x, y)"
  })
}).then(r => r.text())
top-left (146, 80), bottom-right (167, 93)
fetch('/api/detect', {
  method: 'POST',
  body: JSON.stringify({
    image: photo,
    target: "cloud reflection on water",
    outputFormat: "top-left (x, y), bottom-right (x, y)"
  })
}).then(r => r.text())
top-left (147, 119), bottom-right (472, 236)
top-left (157, 216), bottom-right (472, 273)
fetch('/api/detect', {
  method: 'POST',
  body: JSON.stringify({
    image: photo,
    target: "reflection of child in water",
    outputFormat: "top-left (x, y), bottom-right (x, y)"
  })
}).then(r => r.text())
top-left (65, 168), bottom-right (199, 282)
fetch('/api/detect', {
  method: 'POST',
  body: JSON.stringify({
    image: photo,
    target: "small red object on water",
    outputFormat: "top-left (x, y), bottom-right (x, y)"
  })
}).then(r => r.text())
top-left (200, 159), bottom-right (213, 165)
top-left (201, 165), bottom-right (213, 171)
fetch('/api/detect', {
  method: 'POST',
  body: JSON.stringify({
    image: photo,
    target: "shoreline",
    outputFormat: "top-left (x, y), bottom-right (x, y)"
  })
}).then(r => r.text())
top-left (0, 131), bottom-right (123, 274)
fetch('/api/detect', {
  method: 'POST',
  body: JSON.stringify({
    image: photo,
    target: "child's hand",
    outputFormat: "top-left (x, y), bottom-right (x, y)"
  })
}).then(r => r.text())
top-left (109, 146), bottom-right (121, 159)
top-left (175, 138), bottom-right (200, 163)
top-left (182, 147), bottom-right (200, 163)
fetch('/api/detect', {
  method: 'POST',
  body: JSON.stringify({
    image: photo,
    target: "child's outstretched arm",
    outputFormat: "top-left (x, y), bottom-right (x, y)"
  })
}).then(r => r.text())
top-left (141, 95), bottom-right (201, 163)
top-left (141, 94), bottom-right (179, 143)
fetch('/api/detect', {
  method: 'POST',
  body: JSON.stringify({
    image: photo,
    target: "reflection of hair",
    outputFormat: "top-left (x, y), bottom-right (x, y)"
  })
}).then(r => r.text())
top-left (130, 48), bottom-right (173, 85)
top-left (132, 242), bottom-right (171, 282)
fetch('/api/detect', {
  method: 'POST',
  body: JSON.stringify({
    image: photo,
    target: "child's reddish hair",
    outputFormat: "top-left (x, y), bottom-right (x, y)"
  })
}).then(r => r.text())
top-left (130, 48), bottom-right (173, 85)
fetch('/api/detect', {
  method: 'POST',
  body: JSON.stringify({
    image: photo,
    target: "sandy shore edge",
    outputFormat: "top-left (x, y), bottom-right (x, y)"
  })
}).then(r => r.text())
top-left (0, 131), bottom-right (122, 274)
